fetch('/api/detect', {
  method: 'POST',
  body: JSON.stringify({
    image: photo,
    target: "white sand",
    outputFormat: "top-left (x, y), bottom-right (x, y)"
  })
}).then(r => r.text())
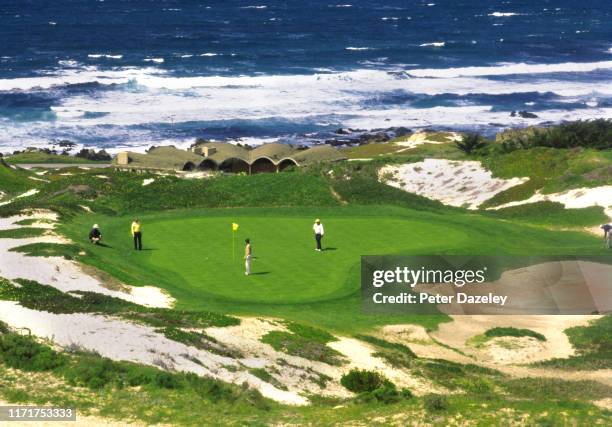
top-left (0, 303), bottom-right (306, 406)
top-left (491, 185), bottom-right (612, 220)
top-left (207, 317), bottom-right (438, 398)
top-left (380, 159), bottom-right (528, 209)
top-left (0, 189), bottom-right (40, 207)
top-left (0, 211), bottom-right (174, 308)
top-left (395, 131), bottom-right (462, 149)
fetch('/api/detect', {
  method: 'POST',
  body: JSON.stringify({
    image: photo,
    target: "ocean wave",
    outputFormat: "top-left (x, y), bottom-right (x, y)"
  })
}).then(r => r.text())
top-left (420, 42), bottom-right (445, 47)
top-left (346, 47), bottom-right (374, 51)
top-left (488, 12), bottom-right (521, 17)
top-left (58, 60), bottom-right (80, 67)
top-left (144, 58), bottom-right (164, 63)
top-left (88, 54), bottom-right (123, 59)
top-left (200, 53), bottom-right (219, 57)
top-left (406, 60), bottom-right (612, 78)
top-left (240, 5), bottom-right (267, 9)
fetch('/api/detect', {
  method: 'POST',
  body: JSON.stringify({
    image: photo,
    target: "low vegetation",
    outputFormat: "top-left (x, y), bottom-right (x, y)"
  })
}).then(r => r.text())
top-left (0, 278), bottom-right (239, 331)
top-left (468, 327), bottom-right (546, 348)
top-left (261, 322), bottom-right (343, 366)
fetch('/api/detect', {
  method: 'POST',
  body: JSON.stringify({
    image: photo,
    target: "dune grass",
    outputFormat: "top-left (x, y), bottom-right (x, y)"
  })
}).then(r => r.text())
top-left (4, 152), bottom-right (106, 164)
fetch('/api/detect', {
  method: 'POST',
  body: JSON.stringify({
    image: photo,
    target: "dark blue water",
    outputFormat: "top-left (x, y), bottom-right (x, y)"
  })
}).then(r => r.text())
top-left (1, 0), bottom-right (611, 152)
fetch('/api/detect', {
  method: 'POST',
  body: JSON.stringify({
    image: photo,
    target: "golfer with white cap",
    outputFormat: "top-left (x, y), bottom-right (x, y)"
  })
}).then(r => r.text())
top-left (89, 224), bottom-right (102, 244)
top-left (313, 218), bottom-right (324, 251)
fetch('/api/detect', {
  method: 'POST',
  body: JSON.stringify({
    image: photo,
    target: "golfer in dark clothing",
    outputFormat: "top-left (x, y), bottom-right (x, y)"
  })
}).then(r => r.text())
top-left (131, 218), bottom-right (142, 250)
top-left (89, 224), bottom-right (102, 244)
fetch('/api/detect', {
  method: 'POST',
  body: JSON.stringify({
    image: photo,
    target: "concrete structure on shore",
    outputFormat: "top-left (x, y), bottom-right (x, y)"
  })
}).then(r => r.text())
top-left (115, 142), bottom-right (346, 173)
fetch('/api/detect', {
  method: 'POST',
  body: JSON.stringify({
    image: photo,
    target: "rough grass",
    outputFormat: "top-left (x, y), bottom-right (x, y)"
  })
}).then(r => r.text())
top-left (0, 278), bottom-right (239, 331)
top-left (0, 161), bottom-right (38, 195)
top-left (4, 152), bottom-right (105, 164)
top-left (9, 242), bottom-right (83, 260)
top-left (484, 202), bottom-right (608, 227)
top-left (468, 327), bottom-right (546, 348)
top-left (0, 227), bottom-right (47, 238)
top-left (481, 147), bottom-right (612, 207)
top-left (261, 322), bottom-right (343, 366)
top-left (341, 143), bottom-right (403, 159)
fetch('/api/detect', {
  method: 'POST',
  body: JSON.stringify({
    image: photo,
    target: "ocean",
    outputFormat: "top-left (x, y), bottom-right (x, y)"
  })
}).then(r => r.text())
top-left (1, 0), bottom-right (611, 153)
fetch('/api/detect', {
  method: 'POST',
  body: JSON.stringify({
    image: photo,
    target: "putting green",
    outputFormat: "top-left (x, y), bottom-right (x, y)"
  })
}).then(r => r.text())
top-left (61, 205), bottom-right (601, 332)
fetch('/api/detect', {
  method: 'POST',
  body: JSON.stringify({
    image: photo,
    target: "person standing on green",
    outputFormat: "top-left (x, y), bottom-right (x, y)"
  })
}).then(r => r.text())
top-left (313, 218), bottom-right (324, 251)
top-left (244, 238), bottom-right (252, 275)
top-left (131, 218), bottom-right (143, 250)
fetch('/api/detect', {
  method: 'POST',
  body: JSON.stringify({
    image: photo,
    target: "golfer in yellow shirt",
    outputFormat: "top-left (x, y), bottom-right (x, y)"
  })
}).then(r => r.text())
top-left (131, 218), bottom-right (142, 250)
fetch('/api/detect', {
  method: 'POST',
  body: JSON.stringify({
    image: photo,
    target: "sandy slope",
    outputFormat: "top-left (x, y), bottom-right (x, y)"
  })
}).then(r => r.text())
top-left (0, 211), bottom-right (173, 308)
top-left (491, 185), bottom-right (612, 221)
top-left (379, 159), bottom-right (528, 209)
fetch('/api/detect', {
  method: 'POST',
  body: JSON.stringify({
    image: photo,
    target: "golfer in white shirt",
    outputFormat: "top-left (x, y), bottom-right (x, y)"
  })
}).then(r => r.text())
top-left (313, 218), bottom-right (324, 251)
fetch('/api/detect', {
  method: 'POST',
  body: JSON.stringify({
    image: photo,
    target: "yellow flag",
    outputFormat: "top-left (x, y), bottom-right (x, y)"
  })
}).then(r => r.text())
top-left (232, 223), bottom-right (239, 232)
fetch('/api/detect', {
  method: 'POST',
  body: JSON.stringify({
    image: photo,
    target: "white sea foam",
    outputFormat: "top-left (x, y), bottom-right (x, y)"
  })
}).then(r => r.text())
top-left (0, 59), bottom-right (611, 152)
top-left (488, 12), bottom-right (520, 17)
top-left (200, 52), bottom-right (219, 57)
top-left (241, 5), bottom-right (267, 9)
top-left (346, 47), bottom-right (374, 51)
top-left (420, 42), bottom-right (445, 47)
top-left (144, 57), bottom-right (164, 63)
top-left (88, 53), bottom-right (123, 59)
top-left (406, 60), bottom-right (612, 78)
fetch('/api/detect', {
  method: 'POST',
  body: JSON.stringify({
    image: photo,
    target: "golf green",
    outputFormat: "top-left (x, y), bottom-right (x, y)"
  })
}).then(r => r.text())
top-left (61, 205), bottom-right (602, 332)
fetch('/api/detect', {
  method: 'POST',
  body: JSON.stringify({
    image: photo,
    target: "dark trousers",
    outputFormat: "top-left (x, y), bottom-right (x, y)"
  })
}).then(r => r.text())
top-left (315, 233), bottom-right (322, 250)
top-left (133, 232), bottom-right (142, 250)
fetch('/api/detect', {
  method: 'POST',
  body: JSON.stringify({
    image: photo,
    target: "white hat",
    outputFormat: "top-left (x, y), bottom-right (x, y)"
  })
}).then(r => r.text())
top-left (93, 224), bottom-right (99, 228)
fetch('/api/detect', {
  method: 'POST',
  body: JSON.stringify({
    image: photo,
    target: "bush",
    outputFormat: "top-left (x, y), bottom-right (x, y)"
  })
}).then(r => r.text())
top-left (0, 334), bottom-right (66, 371)
top-left (423, 393), bottom-right (449, 412)
top-left (455, 133), bottom-right (487, 154)
top-left (340, 369), bottom-right (387, 393)
top-left (497, 119), bottom-right (612, 151)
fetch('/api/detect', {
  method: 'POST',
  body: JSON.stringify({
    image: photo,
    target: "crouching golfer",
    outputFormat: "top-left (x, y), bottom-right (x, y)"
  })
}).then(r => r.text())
top-left (313, 218), bottom-right (324, 251)
top-left (131, 218), bottom-right (143, 250)
top-left (602, 223), bottom-right (612, 249)
top-left (89, 224), bottom-right (102, 244)
top-left (244, 238), bottom-right (252, 275)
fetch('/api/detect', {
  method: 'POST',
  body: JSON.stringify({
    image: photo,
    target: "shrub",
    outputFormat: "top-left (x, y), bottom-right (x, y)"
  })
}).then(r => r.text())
top-left (0, 334), bottom-right (66, 371)
top-left (423, 393), bottom-right (449, 412)
top-left (455, 133), bottom-right (487, 154)
top-left (340, 369), bottom-right (386, 393)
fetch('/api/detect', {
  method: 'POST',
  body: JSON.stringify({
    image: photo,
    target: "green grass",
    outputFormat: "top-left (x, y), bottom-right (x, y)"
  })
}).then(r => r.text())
top-left (480, 147), bottom-right (612, 207)
top-left (469, 327), bottom-right (546, 348)
top-left (0, 161), bottom-right (38, 195)
top-left (4, 152), bottom-right (107, 164)
top-left (342, 143), bottom-right (403, 159)
top-left (0, 227), bottom-right (47, 239)
top-left (58, 202), bottom-right (607, 333)
top-left (9, 242), bottom-right (83, 260)
top-left (0, 278), bottom-right (239, 331)
top-left (484, 202), bottom-right (608, 228)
